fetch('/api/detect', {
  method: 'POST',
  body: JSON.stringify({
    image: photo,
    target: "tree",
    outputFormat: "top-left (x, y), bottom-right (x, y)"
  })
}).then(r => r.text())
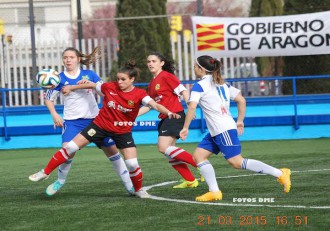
top-left (250, 0), bottom-right (284, 95)
top-left (116, 0), bottom-right (172, 82)
top-left (281, 0), bottom-right (330, 94)
top-left (70, 4), bottom-right (117, 40)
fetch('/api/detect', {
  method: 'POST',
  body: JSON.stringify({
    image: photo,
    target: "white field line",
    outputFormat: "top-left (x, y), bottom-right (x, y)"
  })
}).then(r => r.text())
top-left (144, 168), bottom-right (330, 210)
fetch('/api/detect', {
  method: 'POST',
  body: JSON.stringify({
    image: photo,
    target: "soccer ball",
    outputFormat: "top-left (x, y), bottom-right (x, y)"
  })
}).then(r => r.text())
top-left (36, 69), bottom-right (61, 89)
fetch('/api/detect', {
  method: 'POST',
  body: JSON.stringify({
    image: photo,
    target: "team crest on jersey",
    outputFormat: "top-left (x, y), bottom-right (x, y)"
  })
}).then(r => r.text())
top-left (82, 75), bottom-right (90, 80)
top-left (155, 84), bottom-right (160, 90)
top-left (128, 100), bottom-right (134, 106)
top-left (87, 128), bottom-right (96, 137)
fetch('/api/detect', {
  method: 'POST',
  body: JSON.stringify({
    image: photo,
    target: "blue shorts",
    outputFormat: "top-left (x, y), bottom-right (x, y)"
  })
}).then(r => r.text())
top-left (197, 129), bottom-right (241, 160)
top-left (62, 119), bottom-right (115, 147)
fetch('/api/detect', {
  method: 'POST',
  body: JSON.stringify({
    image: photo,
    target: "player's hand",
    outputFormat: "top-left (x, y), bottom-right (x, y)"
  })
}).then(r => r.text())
top-left (237, 121), bottom-right (244, 135)
top-left (168, 112), bottom-right (181, 119)
top-left (77, 79), bottom-right (91, 84)
top-left (62, 85), bottom-right (73, 96)
top-left (180, 128), bottom-right (189, 140)
top-left (52, 114), bottom-right (63, 129)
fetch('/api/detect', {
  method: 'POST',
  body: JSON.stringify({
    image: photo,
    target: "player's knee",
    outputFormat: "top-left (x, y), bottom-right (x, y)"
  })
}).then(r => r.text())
top-left (158, 145), bottom-right (169, 154)
top-left (125, 158), bottom-right (139, 171)
top-left (65, 141), bottom-right (79, 156)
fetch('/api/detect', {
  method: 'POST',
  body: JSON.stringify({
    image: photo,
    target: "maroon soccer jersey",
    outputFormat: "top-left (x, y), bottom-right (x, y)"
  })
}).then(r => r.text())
top-left (148, 70), bottom-right (184, 119)
top-left (93, 82), bottom-right (149, 134)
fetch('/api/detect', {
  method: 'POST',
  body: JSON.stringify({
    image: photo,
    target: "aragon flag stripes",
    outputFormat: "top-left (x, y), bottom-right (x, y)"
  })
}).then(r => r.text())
top-left (196, 24), bottom-right (225, 51)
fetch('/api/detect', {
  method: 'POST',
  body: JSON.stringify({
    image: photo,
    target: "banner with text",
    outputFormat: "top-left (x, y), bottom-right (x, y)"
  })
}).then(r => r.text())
top-left (192, 11), bottom-right (330, 57)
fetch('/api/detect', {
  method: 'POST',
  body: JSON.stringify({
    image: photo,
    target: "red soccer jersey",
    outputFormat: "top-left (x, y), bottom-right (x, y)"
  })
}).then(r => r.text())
top-left (93, 82), bottom-right (149, 134)
top-left (148, 70), bottom-right (184, 119)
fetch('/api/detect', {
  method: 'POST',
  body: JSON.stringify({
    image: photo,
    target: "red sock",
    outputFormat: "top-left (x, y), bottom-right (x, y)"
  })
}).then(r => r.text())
top-left (169, 160), bottom-right (195, 181)
top-left (167, 147), bottom-right (197, 168)
top-left (129, 167), bottom-right (143, 192)
top-left (44, 149), bottom-right (69, 175)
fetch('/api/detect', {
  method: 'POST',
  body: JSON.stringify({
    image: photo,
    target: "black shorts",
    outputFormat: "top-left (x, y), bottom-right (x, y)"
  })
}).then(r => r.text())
top-left (157, 111), bottom-right (185, 139)
top-left (80, 122), bottom-right (136, 149)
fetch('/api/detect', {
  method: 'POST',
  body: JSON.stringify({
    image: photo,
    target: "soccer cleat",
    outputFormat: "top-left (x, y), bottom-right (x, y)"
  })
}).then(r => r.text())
top-left (277, 168), bottom-right (291, 193)
top-left (134, 188), bottom-right (150, 198)
top-left (173, 179), bottom-right (199, 189)
top-left (45, 180), bottom-right (64, 196)
top-left (127, 186), bottom-right (135, 196)
top-left (29, 170), bottom-right (49, 182)
top-left (196, 191), bottom-right (223, 202)
top-left (197, 168), bottom-right (205, 182)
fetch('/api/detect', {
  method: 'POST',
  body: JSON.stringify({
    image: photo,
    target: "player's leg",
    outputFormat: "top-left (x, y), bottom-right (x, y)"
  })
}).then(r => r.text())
top-left (29, 133), bottom-right (89, 182)
top-left (102, 137), bottom-right (134, 195)
top-left (29, 118), bottom-right (102, 182)
top-left (220, 129), bottom-right (291, 193)
top-left (121, 147), bottom-right (149, 198)
top-left (45, 119), bottom-right (91, 196)
top-left (158, 136), bottom-right (198, 188)
top-left (159, 116), bottom-right (198, 168)
top-left (114, 133), bottom-right (149, 198)
top-left (194, 134), bottom-right (222, 202)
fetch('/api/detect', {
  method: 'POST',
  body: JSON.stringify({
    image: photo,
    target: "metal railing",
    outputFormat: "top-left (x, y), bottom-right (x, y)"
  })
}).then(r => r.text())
top-left (1, 75), bottom-right (330, 141)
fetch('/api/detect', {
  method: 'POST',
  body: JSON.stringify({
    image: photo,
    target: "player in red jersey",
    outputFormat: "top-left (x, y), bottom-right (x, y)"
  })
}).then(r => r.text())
top-left (29, 60), bottom-right (180, 198)
top-left (138, 52), bottom-right (202, 189)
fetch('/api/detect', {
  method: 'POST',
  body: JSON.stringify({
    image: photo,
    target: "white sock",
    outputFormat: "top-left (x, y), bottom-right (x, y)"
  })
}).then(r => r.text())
top-left (241, 158), bottom-right (282, 177)
top-left (109, 153), bottom-right (133, 192)
top-left (57, 158), bottom-right (73, 184)
top-left (198, 160), bottom-right (220, 192)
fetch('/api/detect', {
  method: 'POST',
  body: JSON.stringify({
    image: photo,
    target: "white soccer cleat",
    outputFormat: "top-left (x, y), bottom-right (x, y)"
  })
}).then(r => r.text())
top-left (134, 188), bottom-right (150, 198)
top-left (29, 170), bottom-right (49, 182)
top-left (46, 180), bottom-right (64, 196)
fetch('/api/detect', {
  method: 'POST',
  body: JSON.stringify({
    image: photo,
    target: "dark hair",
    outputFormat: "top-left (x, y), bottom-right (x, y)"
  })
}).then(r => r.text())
top-left (62, 47), bottom-right (101, 66)
top-left (118, 59), bottom-right (140, 80)
top-left (196, 55), bottom-right (223, 84)
top-left (149, 52), bottom-right (175, 75)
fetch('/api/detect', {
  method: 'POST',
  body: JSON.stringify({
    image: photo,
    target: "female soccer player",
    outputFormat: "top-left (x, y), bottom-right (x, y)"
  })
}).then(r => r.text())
top-left (43, 47), bottom-right (133, 197)
top-left (138, 52), bottom-right (201, 189)
top-left (29, 60), bottom-right (180, 198)
top-left (180, 55), bottom-right (291, 202)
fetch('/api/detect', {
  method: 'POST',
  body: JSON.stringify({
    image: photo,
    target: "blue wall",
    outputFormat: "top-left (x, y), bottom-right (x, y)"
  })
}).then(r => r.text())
top-left (1, 102), bottom-right (330, 149)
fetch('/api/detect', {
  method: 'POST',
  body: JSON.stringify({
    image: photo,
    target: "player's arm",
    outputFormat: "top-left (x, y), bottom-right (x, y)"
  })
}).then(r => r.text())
top-left (137, 106), bottom-right (151, 117)
top-left (62, 82), bottom-right (96, 96)
top-left (180, 89), bottom-right (189, 104)
top-left (234, 93), bottom-right (246, 135)
top-left (180, 101), bottom-right (197, 140)
top-left (173, 83), bottom-right (189, 104)
top-left (45, 90), bottom-right (63, 128)
top-left (147, 100), bottom-right (180, 119)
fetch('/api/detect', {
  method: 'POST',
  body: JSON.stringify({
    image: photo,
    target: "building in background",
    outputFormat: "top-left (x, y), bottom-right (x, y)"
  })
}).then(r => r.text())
top-left (0, 0), bottom-right (117, 44)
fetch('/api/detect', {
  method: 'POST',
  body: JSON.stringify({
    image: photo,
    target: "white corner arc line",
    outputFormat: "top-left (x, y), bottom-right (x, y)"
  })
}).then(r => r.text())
top-left (144, 168), bottom-right (330, 210)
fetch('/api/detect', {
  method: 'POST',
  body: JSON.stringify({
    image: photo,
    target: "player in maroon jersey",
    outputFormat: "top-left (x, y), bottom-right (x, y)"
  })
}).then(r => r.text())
top-left (138, 52), bottom-right (202, 189)
top-left (29, 60), bottom-right (180, 198)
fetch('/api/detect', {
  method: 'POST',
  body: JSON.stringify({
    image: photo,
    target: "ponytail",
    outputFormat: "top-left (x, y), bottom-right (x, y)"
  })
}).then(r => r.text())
top-left (196, 55), bottom-right (223, 84)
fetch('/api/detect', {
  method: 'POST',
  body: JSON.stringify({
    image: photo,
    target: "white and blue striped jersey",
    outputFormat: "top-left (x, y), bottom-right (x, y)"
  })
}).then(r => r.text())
top-left (189, 75), bottom-right (241, 137)
top-left (45, 69), bottom-right (101, 120)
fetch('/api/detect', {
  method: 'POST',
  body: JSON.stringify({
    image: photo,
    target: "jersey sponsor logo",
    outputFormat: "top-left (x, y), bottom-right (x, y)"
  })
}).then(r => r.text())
top-left (109, 91), bottom-right (117, 95)
top-left (154, 95), bottom-right (162, 102)
top-left (87, 128), bottom-right (96, 137)
top-left (155, 84), bottom-right (160, 90)
top-left (107, 101), bottom-right (116, 109)
top-left (128, 100), bottom-right (134, 106)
